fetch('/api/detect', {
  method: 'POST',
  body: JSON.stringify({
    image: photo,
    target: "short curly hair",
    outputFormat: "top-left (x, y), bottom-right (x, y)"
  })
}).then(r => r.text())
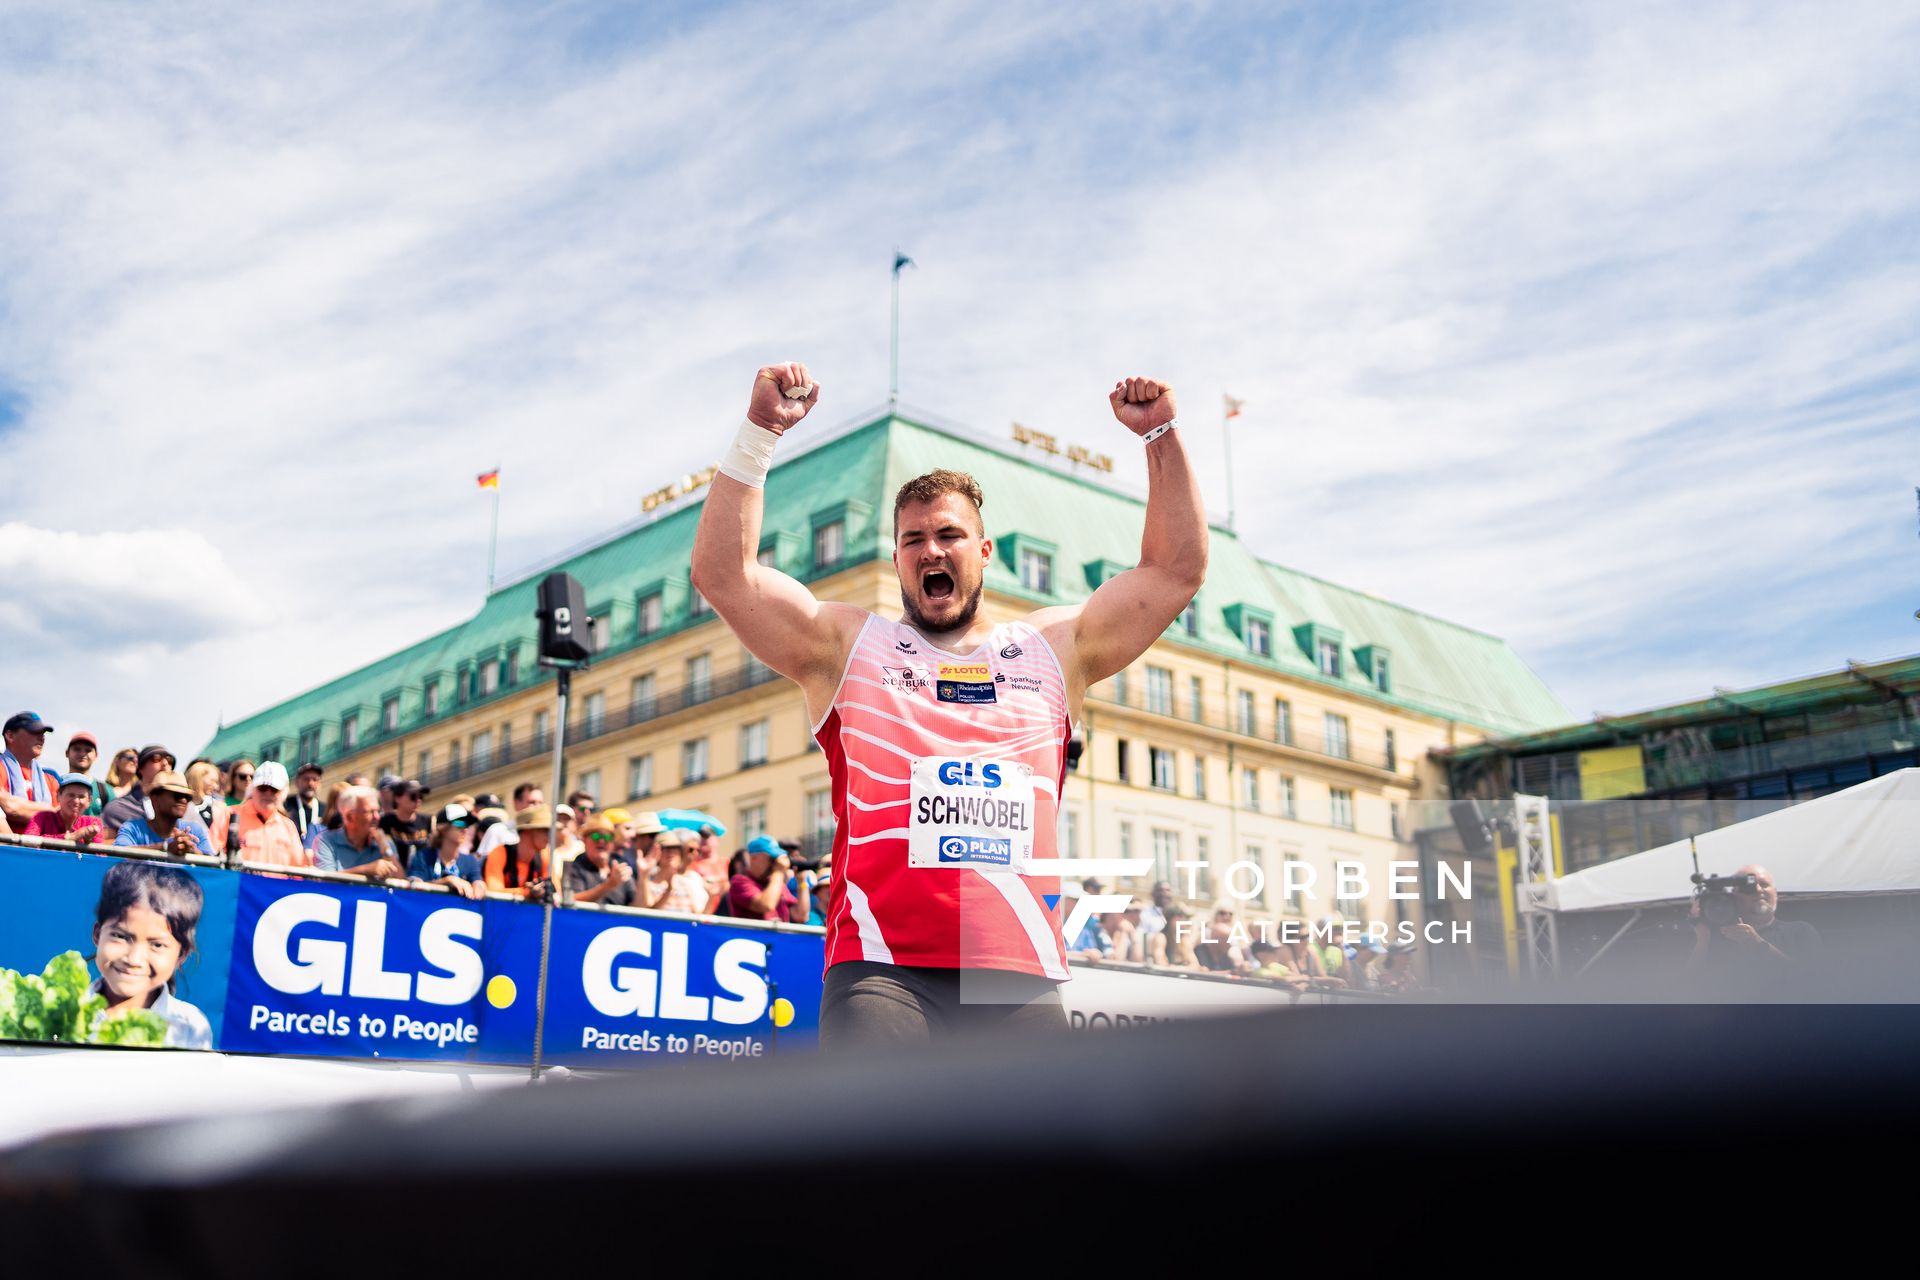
top-left (893, 469), bottom-right (985, 538)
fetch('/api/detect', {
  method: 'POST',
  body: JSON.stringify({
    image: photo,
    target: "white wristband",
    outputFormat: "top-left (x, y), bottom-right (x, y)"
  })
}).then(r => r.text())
top-left (1140, 418), bottom-right (1178, 446)
top-left (718, 418), bottom-right (781, 488)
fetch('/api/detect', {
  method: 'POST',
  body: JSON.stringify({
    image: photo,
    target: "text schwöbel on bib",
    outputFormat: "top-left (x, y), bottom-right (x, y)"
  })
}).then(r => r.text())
top-left (908, 756), bottom-right (1037, 871)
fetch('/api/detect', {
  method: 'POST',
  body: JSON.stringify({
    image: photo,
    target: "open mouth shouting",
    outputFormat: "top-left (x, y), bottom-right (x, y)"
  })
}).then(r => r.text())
top-left (921, 568), bottom-right (956, 603)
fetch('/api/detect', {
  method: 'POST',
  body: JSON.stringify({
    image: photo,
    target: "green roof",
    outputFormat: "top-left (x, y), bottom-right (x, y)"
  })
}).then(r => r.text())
top-left (202, 412), bottom-right (1568, 764)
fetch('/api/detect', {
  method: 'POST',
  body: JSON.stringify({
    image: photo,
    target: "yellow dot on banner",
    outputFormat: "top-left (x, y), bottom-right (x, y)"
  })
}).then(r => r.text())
top-left (771, 998), bottom-right (794, 1028)
top-left (487, 975), bottom-right (517, 1008)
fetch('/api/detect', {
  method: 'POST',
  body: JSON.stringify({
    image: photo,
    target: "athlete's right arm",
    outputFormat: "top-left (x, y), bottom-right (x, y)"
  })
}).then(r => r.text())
top-left (691, 363), bottom-right (866, 706)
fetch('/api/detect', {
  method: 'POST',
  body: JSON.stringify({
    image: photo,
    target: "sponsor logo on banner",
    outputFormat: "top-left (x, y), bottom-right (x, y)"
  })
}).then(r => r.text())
top-left (939, 834), bottom-right (1012, 864)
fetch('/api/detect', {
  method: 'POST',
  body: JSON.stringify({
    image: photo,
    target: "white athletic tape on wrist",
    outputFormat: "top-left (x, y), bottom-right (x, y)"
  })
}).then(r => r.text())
top-left (1140, 418), bottom-right (1178, 446)
top-left (719, 418), bottom-right (781, 488)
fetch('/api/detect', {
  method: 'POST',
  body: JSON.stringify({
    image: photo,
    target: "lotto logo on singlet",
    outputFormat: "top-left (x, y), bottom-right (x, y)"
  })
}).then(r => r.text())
top-left (939, 835), bottom-right (1012, 865)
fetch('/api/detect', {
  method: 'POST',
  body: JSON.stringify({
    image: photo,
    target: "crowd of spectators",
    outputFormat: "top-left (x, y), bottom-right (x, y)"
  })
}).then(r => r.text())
top-left (0, 709), bottom-right (827, 925)
top-left (5, 709), bottom-right (1421, 991)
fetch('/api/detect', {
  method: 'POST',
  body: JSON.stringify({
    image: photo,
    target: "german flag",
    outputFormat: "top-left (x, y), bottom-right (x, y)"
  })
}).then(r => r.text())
top-left (476, 469), bottom-right (500, 490)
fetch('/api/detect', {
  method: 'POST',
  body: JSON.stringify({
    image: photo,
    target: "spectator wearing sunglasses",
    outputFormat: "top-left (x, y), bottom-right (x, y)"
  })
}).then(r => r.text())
top-left (408, 805), bottom-right (486, 900)
top-left (564, 815), bottom-right (637, 906)
top-left (222, 759), bottom-right (257, 807)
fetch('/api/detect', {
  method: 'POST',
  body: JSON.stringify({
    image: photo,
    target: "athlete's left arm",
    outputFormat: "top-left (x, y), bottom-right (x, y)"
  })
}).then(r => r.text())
top-left (1036, 378), bottom-right (1208, 700)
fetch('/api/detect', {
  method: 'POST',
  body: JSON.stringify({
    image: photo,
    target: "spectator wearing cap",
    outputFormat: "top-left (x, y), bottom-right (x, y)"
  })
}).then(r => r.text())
top-left (728, 835), bottom-right (806, 923)
top-left (788, 843), bottom-right (831, 927)
top-left (62, 731), bottom-right (110, 816)
top-left (379, 780), bottom-right (434, 867)
top-left (1347, 937), bottom-right (1387, 991)
top-left (485, 803), bottom-right (553, 900)
top-left (565, 816), bottom-right (638, 906)
top-left (552, 803), bottom-right (585, 866)
top-left (1373, 941), bottom-right (1422, 995)
top-left (408, 806), bottom-right (485, 900)
top-left (1069, 878), bottom-right (1114, 960)
top-left (100, 744), bottom-right (177, 838)
top-left (1, 711), bottom-right (65, 832)
top-left (642, 830), bottom-right (698, 912)
top-left (230, 763), bottom-right (309, 867)
top-left (284, 762), bottom-right (324, 844)
top-left (376, 774), bottom-right (402, 818)
top-left (22, 775), bottom-right (107, 844)
top-left (1248, 937), bottom-right (1311, 992)
top-left (623, 810), bottom-right (668, 871)
top-left (314, 786), bottom-right (405, 878)
top-left (113, 770), bottom-right (216, 857)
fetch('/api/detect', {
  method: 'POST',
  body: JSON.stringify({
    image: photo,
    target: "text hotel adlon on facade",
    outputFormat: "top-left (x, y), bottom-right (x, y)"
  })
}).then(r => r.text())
top-left (203, 410), bottom-right (1568, 926)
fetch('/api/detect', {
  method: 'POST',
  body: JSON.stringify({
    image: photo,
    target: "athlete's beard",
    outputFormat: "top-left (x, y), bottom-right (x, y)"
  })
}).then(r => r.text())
top-left (900, 576), bottom-right (983, 636)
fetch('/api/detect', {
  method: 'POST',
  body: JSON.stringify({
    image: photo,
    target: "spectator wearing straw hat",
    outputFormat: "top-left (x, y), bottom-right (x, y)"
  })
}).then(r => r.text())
top-left (113, 770), bottom-right (216, 857)
top-left (22, 775), bottom-right (107, 843)
top-left (565, 816), bottom-right (638, 906)
top-left (484, 804), bottom-right (553, 901)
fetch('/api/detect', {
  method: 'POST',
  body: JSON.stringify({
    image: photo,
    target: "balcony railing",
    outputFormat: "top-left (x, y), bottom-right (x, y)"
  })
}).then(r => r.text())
top-left (1085, 690), bottom-right (1396, 772)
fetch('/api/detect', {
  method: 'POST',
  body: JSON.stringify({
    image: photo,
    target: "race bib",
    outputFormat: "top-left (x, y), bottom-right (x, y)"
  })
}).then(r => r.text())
top-left (908, 756), bottom-right (1037, 871)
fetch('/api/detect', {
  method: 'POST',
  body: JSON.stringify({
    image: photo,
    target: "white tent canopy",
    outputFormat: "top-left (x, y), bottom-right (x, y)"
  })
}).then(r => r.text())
top-left (1548, 768), bottom-right (1920, 914)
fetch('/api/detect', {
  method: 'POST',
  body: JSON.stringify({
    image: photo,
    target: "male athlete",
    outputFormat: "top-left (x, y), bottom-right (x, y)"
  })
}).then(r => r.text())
top-left (692, 363), bottom-right (1206, 1048)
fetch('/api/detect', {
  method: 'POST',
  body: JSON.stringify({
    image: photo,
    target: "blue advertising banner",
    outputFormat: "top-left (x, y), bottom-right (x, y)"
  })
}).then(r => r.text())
top-left (539, 909), bottom-right (826, 1067)
top-left (0, 845), bottom-right (239, 1049)
top-left (220, 873), bottom-right (544, 1065)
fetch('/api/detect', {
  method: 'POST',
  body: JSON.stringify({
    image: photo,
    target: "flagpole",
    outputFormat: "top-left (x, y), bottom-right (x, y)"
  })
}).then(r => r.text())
top-left (889, 249), bottom-right (901, 412)
top-left (1222, 397), bottom-right (1237, 534)
top-left (486, 468), bottom-right (501, 596)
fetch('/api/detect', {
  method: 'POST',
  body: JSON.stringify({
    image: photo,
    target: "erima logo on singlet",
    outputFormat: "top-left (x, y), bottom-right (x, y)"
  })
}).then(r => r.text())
top-left (895, 639), bottom-right (917, 653)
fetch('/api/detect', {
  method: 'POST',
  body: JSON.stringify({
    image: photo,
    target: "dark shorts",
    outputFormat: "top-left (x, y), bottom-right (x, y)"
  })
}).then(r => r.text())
top-left (819, 960), bottom-right (1068, 1053)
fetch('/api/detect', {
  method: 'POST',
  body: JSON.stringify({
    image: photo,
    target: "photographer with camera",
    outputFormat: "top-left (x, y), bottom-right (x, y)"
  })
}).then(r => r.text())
top-left (728, 835), bottom-right (809, 924)
top-left (1686, 863), bottom-right (1822, 986)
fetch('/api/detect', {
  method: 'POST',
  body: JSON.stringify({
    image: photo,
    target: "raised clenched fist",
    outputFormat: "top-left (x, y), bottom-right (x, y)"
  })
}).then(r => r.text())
top-left (1108, 376), bottom-right (1176, 436)
top-left (747, 362), bottom-right (822, 435)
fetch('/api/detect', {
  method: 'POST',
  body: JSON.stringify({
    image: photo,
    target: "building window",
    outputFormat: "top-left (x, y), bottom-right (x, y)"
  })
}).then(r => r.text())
top-left (1373, 654), bottom-right (1391, 692)
top-left (627, 754), bottom-right (653, 799)
top-left (1274, 698), bottom-right (1292, 745)
top-left (743, 646), bottom-right (772, 684)
top-left (1241, 766), bottom-right (1260, 810)
top-left (446, 740), bottom-right (460, 777)
top-left (588, 613), bottom-right (611, 653)
top-left (415, 748), bottom-right (431, 782)
top-left (507, 649), bottom-right (520, 685)
top-left (805, 788), bottom-right (834, 851)
top-left (381, 697), bottom-right (399, 734)
top-left (1113, 670), bottom-right (1129, 705)
top-left (1146, 666), bottom-right (1173, 716)
top-left (1195, 835), bottom-right (1211, 894)
top-left (1149, 746), bottom-right (1177, 792)
top-left (756, 545), bottom-right (777, 568)
top-left (341, 713), bottom-right (359, 752)
top-left (813, 520), bottom-right (845, 571)
top-left (1236, 690), bottom-right (1256, 736)
top-left (1331, 787), bottom-right (1355, 830)
top-left (1151, 827), bottom-right (1179, 886)
top-left (479, 661), bottom-right (499, 696)
top-left (1191, 755), bottom-right (1207, 799)
top-left (1317, 639), bottom-right (1342, 677)
top-left (584, 691), bottom-right (606, 735)
top-left (630, 674), bottom-right (656, 721)
top-left (1325, 713), bottom-right (1350, 760)
top-left (1063, 809), bottom-right (1081, 858)
top-left (740, 719), bottom-right (770, 768)
top-left (1179, 599), bottom-right (1198, 636)
top-left (1242, 846), bottom-right (1267, 906)
top-left (1391, 802), bottom-right (1404, 840)
top-left (1189, 675), bottom-right (1204, 722)
top-left (1247, 617), bottom-right (1272, 657)
top-left (470, 730), bottom-right (493, 773)
top-left (1280, 774), bottom-right (1297, 818)
top-left (499, 724), bottom-right (511, 759)
top-left (457, 666), bottom-right (469, 706)
top-left (533, 709), bottom-right (551, 751)
top-left (1384, 729), bottom-right (1398, 772)
top-left (690, 587), bottom-right (713, 618)
top-left (682, 738), bottom-right (709, 784)
top-left (1116, 738), bottom-right (1131, 784)
top-left (575, 769), bottom-right (600, 803)
top-left (1282, 855), bottom-right (1305, 912)
top-left (261, 738), bottom-right (283, 764)
top-left (424, 682), bottom-right (440, 717)
top-left (686, 653), bottom-right (711, 702)
top-left (1019, 546), bottom-right (1054, 594)
top-left (739, 802), bottom-right (767, 841)
top-left (637, 592), bottom-right (663, 637)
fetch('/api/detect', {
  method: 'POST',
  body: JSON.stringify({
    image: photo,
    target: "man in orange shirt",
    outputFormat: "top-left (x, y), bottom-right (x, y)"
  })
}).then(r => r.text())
top-left (484, 804), bottom-right (554, 901)
top-left (229, 762), bottom-right (310, 867)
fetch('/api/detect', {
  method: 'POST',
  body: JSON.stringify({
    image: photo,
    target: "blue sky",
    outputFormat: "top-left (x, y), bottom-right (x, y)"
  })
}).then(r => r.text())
top-left (0, 0), bottom-right (1915, 755)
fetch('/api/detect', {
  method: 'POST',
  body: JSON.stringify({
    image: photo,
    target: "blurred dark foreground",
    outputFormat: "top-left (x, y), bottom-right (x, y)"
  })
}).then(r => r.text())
top-left (3, 998), bottom-right (1915, 1273)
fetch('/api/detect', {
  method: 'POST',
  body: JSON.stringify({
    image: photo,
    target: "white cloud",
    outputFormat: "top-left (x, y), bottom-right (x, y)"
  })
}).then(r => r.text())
top-left (0, 523), bottom-right (254, 649)
top-left (0, 0), bottom-right (1915, 754)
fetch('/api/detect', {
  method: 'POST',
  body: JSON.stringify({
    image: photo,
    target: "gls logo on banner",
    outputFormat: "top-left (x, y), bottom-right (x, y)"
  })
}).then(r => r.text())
top-left (580, 927), bottom-right (769, 1024)
top-left (254, 894), bottom-right (484, 1003)
top-left (937, 760), bottom-right (1003, 788)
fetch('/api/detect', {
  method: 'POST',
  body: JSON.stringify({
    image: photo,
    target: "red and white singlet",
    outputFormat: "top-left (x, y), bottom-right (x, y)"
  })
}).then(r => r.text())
top-left (813, 614), bottom-right (1071, 980)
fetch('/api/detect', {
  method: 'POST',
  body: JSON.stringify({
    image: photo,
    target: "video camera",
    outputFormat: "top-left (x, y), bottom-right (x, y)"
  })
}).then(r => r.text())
top-left (1689, 839), bottom-right (1758, 927)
